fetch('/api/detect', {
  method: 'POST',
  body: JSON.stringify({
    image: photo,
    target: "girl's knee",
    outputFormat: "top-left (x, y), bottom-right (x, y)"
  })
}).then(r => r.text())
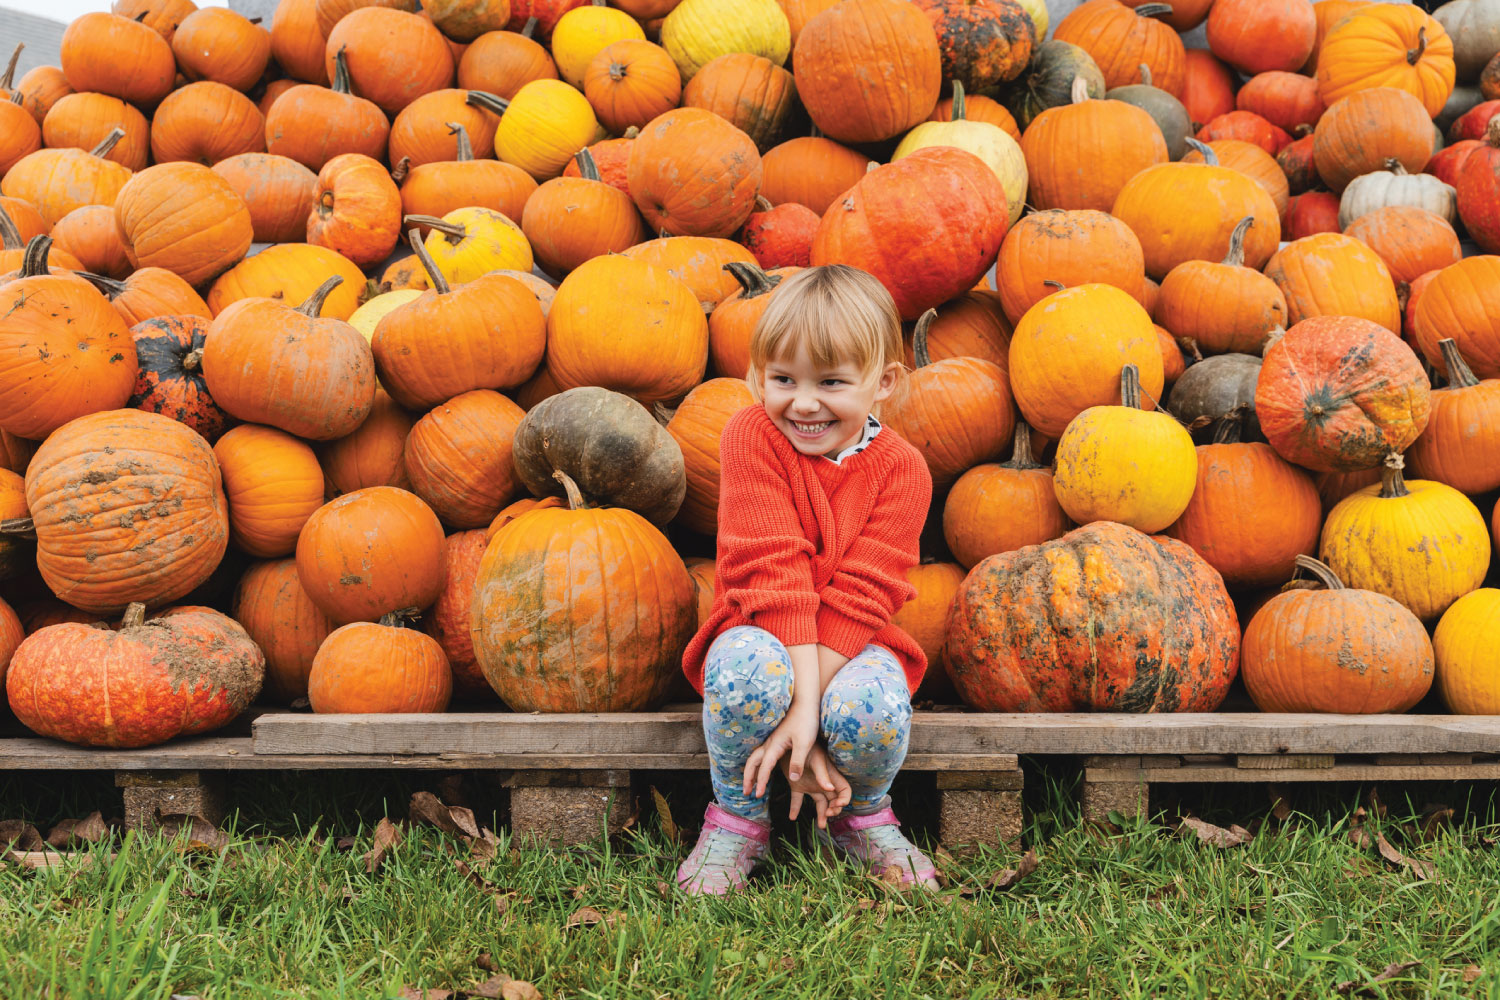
top-left (703, 626), bottom-right (795, 709)
top-left (820, 646), bottom-right (911, 725)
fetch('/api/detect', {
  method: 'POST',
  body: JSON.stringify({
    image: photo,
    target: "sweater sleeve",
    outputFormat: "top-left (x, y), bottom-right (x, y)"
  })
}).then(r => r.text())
top-left (815, 445), bottom-right (932, 659)
top-left (714, 408), bottom-right (820, 647)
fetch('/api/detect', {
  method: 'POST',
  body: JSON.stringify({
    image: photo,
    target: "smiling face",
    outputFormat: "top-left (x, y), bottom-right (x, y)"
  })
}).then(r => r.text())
top-left (761, 341), bottom-right (901, 458)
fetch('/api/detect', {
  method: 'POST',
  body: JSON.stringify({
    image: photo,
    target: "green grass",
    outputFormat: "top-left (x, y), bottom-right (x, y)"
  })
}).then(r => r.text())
top-left (2, 767), bottom-right (1500, 999)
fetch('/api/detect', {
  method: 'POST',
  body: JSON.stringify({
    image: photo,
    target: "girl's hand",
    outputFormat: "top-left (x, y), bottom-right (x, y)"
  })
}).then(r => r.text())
top-left (782, 745), bottom-right (852, 829)
top-left (743, 701), bottom-right (823, 801)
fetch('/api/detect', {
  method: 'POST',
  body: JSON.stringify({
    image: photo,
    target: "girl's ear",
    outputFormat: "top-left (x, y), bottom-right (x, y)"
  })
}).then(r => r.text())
top-left (871, 361), bottom-right (903, 403)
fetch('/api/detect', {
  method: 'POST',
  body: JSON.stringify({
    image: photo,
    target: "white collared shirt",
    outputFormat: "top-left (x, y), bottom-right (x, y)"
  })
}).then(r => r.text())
top-left (824, 414), bottom-right (883, 465)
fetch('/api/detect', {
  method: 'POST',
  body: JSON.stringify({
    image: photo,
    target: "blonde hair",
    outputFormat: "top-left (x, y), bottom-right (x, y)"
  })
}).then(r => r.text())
top-left (745, 265), bottom-right (906, 403)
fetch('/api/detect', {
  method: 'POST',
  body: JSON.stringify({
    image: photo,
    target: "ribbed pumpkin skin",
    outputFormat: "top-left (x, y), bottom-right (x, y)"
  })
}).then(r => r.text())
top-left (269, 0), bottom-right (329, 85)
top-left (812, 147), bottom-right (1009, 321)
top-left (51, 205), bottom-right (132, 279)
top-left (681, 53), bottom-right (796, 152)
top-left (42, 93), bottom-right (148, 171)
top-left (1182, 138), bottom-right (1289, 216)
top-left (1241, 582), bottom-right (1433, 713)
top-left (660, 0), bottom-right (792, 82)
top-left (307, 154), bottom-right (402, 269)
top-left (308, 620), bottom-right (452, 713)
top-left (317, 389), bottom-right (413, 498)
top-left (26, 410), bottom-right (229, 614)
top-left (388, 90), bottom-right (499, 168)
top-left (883, 357), bottom-right (1014, 488)
top-left (211, 154), bottom-right (320, 245)
top-left (1434, 588), bottom-right (1500, 714)
top-left (665, 378), bottom-right (756, 535)
top-left (208, 245), bottom-right (367, 322)
top-left (214, 424), bottom-right (326, 559)
top-left (906, 290), bottom-right (1012, 372)
top-left (892, 561), bottom-right (965, 702)
top-left (943, 459), bottom-right (1071, 570)
top-left (1054, 0), bottom-right (1185, 95)
top-left (1165, 442), bottom-right (1321, 589)
top-left (422, 529), bottom-right (493, 701)
top-left (1157, 245), bottom-right (1289, 357)
top-left (1112, 159), bottom-right (1281, 279)
top-left (0, 262), bottom-right (138, 440)
top-left (0, 597), bottom-right (20, 688)
top-left (685, 556), bottom-right (715, 632)
top-left (1008, 284), bottom-right (1163, 440)
top-left (1256, 316), bottom-right (1430, 472)
top-left (1021, 99), bottom-right (1167, 214)
top-left (265, 79), bottom-right (390, 173)
top-left (1316, 5), bottom-right (1455, 118)
top-left (944, 521), bottom-right (1240, 712)
top-left (708, 266), bottom-right (798, 378)
top-left (113, 163), bottom-right (254, 287)
top-left (1321, 473), bottom-right (1490, 621)
top-left (0, 146), bottom-right (133, 228)
top-left (128, 316), bottom-right (229, 443)
top-left (149, 82), bottom-right (266, 166)
top-left (1406, 354), bottom-right (1500, 495)
top-left (1053, 397), bottom-right (1198, 534)
top-left (1343, 206), bottom-right (1462, 286)
top-left (203, 294), bottom-right (377, 441)
top-left (995, 209), bottom-right (1146, 325)
top-left (546, 255), bottom-right (709, 404)
top-left (404, 390), bottom-right (526, 529)
top-left (5, 606), bottom-right (264, 747)
top-left (628, 108), bottom-right (762, 239)
top-left (1312, 88), bottom-right (1434, 192)
top-left (1413, 257), bottom-right (1500, 380)
top-left (1263, 233), bottom-right (1402, 334)
top-left (60, 12), bottom-right (176, 107)
top-left (493, 78), bottom-right (599, 181)
top-left (96, 268), bottom-right (211, 327)
top-left (472, 504), bottom-right (695, 712)
top-left (458, 25), bottom-right (558, 99)
top-left (621, 237), bottom-right (757, 308)
top-left (759, 136), bottom-right (872, 214)
top-left (521, 169), bottom-right (646, 278)
top-left (400, 158), bottom-right (539, 235)
top-left (231, 557), bottom-right (335, 704)
top-left (792, 0), bottom-right (941, 144)
top-left (323, 8), bottom-right (455, 116)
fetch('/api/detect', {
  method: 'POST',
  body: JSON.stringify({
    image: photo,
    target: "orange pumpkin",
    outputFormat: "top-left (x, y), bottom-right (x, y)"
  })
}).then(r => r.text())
top-left (1412, 256), bottom-right (1500, 380)
top-left (620, 235), bottom-right (757, 308)
top-left (270, 0), bottom-right (330, 85)
top-left (265, 48), bottom-right (391, 171)
top-left (211, 154), bottom-right (321, 245)
top-left (59, 12), bottom-right (176, 108)
top-left (1406, 339), bottom-right (1500, 495)
top-left (582, 38), bottom-right (681, 134)
top-left (404, 389), bottom-right (527, 529)
top-left (759, 136), bottom-right (872, 214)
top-left (114, 162), bottom-right (253, 286)
top-left (1342, 206), bottom-right (1462, 286)
top-left (1316, 4), bottom-right (1455, 118)
top-left (628, 107), bottom-right (762, 239)
top-left (1263, 232), bottom-right (1401, 334)
top-left (1053, 0), bottom-right (1185, 96)
top-left (148, 81), bottom-right (266, 166)
top-left (81, 267), bottom-right (211, 326)
top-left (0, 93), bottom-right (41, 179)
top-left (995, 208), bottom-right (1146, 324)
top-left (1313, 87), bottom-right (1434, 192)
top-left (521, 149), bottom-right (646, 278)
top-left (1205, 0), bottom-right (1315, 76)
top-left (207, 243), bottom-right (366, 321)
top-left (1156, 216), bottom-right (1289, 356)
top-left (458, 19), bottom-right (559, 100)
top-left (231, 557), bottom-right (337, 704)
top-left (213, 425), bottom-right (326, 558)
top-left (1, 129), bottom-right (134, 227)
top-left (942, 422), bottom-right (1071, 568)
top-left (307, 153), bottom-right (402, 268)
top-left (308, 612), bottom-right (452, 713)
top-left (399, 121), bottom-right (539, 224)
top-left (1021, 78), bottom-right (1169, 213)
top-left (681, 52), bottom-right (795, 152)
top-left (48, 205), bottom-right (131, 280)
top-left (906, 289), bottom-right (1012, 373)
top-left (317, 389), bottom-right (414, 498)
top-left (707, 262), bottom-right (798, 379)
top-left (422, 529), bottom-right (494, 701)
top-left (665, 377), bottom-right (756, 535)
top-left (892, 561), bottom-right (966, 702)
top-left (1182, 137), bottom-right (1290, 217)
top-left (388, 88), bottom-right (500, 169)
top-left (323, 7), bottom-right (456, 116)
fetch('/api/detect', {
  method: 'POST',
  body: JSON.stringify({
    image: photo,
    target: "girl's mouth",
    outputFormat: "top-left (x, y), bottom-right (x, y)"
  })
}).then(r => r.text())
top-left (790, 420), bottom-right (833, 437)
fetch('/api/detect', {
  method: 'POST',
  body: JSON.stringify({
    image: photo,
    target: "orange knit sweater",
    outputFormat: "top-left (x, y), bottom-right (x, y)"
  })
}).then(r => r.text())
top-left (682, 404), bottom-right (933, 695)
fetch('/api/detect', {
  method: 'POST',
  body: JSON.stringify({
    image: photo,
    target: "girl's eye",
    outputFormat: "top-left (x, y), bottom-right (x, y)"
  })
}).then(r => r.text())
top-left (772, 375), bottom-right (794, 385)
top-left (822, 379), bottom-right (845, 387)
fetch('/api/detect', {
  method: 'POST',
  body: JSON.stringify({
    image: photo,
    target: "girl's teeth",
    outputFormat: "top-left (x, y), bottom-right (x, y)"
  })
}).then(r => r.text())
top-left (794, 421), bottom-right (830, 433)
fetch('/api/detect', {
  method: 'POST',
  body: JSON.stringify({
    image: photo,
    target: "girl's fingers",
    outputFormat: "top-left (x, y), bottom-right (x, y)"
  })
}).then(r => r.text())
top-left (807, 751), bottom-right (837, 794)
top-left (788, 790), bottom-right (803, 822)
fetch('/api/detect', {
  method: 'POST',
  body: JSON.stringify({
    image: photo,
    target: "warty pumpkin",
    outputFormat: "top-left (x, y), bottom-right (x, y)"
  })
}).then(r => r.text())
top-left (1112, 138), bottom-right (1282, 279)
top-left (944, 520), bottom-right (1240, 712)
top-left (582, 39), bottom-right (681, 135)
top-left (25, 409), bottom-right (229, 614)
top-left (1313, 87), bottom-right (1435, 192)
top-left (665, 377), bottom-right (756, 535)
top-left (213, 425), bottom-right (326, 559)
top-left (1157, 216), bottom-right (1289, 356)
top-left (1343, 206), bottom-right (1462, 285)
top-left (1008, 282), bottom-right (1163, 440)
top-left (1320, 453), bottom-right (1489, 621)
top-left (6, 603), bottom-right (263, 747)
top-left (995, 208), bottom-right (1145, 325)
top-left (308, 610), bottom-right (452, 713)
top-left (404, 389), bottom-right (526, 529)
top-left (128, 314), bottom-right (230, 443)
top-left (81, 267), bottom-right (210, 327)
top-left (681, 52), bottom-right (795, 153)
top-left (1240, 554), bottom-right (1433, 713)
top-left (471, 469), bottom-right (694, 712)
top-left (207, 243), bottom-right (366, 321)
top-left (1263, 232), bottom-right (1402, 334)
top-left (759, 136), bottom-right (872, 215)
top-left (114, 162), bottom-right (253, 287)
top-left (792, 0), bottom-right (940, 144)
top-left (942, 422), bottom-right (1071, 569)
top-left (371, 230), bottom-right (547, 409)
top-left (48, 205), bottom-right (131, 280)
top-left (1316, 4), bottom-right (1456, 118)
top-left (893, 81), bottom-right (1028, 227)
top-left (211, 154), bottom-right (320, 245)
top-left (521, 149), bottom-right (644, 278)
top-left (1434, 587), bottom-right (1500, 715)
top-left (1206, 0), bottom-right (1315, 76)
top-left (0, 238), bottom-right (136, 440)
top-left (0, 128), bottom-right (134, 227)
top-left (1053, 0), bottom-right (1185, 96)
top-left (1021, 78), bottom-right (1168, 214)
top-left (812, 147), bottom-right (1009, 321)
top-left (323, 7), bottom-right (455, 116)
top-left (457, 19), bottom-right (559, 100)
top-left (60, 12), bottom-right (176, 108)
top-left (203, 276), bottom-right (377, 440)
top-left (388, 89), bottom-right (499, 169)
top-left (486, 81), bottom-right (599, 181)
top-left (1412, 255), bottom-right (1500, 379)
top-left (317, 388), bottom-right (413, 498)
top-left (913, 0), bottom-right (1034, 93)
top-left (1052, 363), bottom-right (1197, 533)
top-left (708, 261), bottom-right (796, 379)
top-left (422, 529), bottom-right (494, 701)
top-left (230, 557), bottom-right (335, 704)
top-left (399, 120), bottom-right (538, 225)
top-left (622, 236), bottom-right (758, 309)
top-left (660, 0), bottom-right (791, 82)
top-left (1405, 339), bottom-right (1500, 494)
top-left (172, 7), bottom-right (271, 92)
top-left (264, 48), bottom-right (391, 171)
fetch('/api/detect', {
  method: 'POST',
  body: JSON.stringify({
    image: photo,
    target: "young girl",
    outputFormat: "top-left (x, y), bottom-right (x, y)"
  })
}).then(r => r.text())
top-left (676, 265), bottom-right (935, 896)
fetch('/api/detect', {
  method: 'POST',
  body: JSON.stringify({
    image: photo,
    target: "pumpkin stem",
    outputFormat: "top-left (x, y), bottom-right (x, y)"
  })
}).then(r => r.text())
top-left (182, 348), bottom-right (204, 373)
top-left (1293, 554), bottom-right (1345, 591)
top-left (1133, 2), bottom-right (1173, 16)
top-left (0, 204), bottom-right (21, 251)
top-left (0, 43), bottom-right (20, 90)
top-left (403, 214), bottom-right (466, 244)
top-left (0, 516), bottom-right (34, 538)
top-left (1119, 363), bottom-right (1142, 409)
top-left (19, 235), bottom-right (52, 278)
top-left (608, 57), bottom-right (628, 82)
top-left (1486, 118), bottom-right (1500, 148)
top-left (1438, 339), bottom-right (1480, 389)
top-left (1176, 336), bottom-right (1203, 362)
top-left (1378, 451), bottom-right (1411, 499)
top-left (78, 272), bottom-right (125, 298)
top-left (913, 309), bottom-right (937, 368)
top-left (1406, 25), bottom-right (1426, 65)
top-left (447, 122), bottom-right (473, 162)
top-left (1137, 63), bottom-right (1152, 88)
top-left (1042, 279), bottom-right (1066, 292)
top-left (1211, 407), bottom-right (1246, 444)
top-left (120, 602), bottom-right (147, 628)
top-left (405, 227), bottom-right (451, 295)
top-left (521, 15), bottom-right (538, 37)
top-left (8, 91), bottom-right (20, 107)
top-left (378, 606), bottom-right (421, 628)
top-left (89, 127), bottom-right (126, 159)
top-left (1184, 136), bottom-right (1218, 166)
top-left (623, 126), bottom-right (639, 139)
top-left (332, 45), bottom-right (354, 95)
top-left (465, 90), bottom-right (510, 117)
top-left (755, 195), bottom-right (772, 212)
top-left (553, 469), bottom-right (586, 510)
top-left (1069, 75), bottom-right (1091, 105)
top-left (296, 275), bottom-right (344, 317)
top-left (573, 147), bottom-right (601, 181)
top-left (389, 156), bottom-right (411, 185)
top-left (951, 80), bottom-right (967, 121)
top-left (1001, 421), bottom-right (1043, 470)
top-left (1222, 216), bottom-right (1253, 267)
top-left (723, 260), bottom-right (781, 299)
top-left (1383, 157), bottom-right (1407, 175)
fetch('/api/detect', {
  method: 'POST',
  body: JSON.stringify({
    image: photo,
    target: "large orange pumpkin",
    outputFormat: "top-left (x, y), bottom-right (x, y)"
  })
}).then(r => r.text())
top-left (26, 410), bottom-right (229, 614)
top-left (759, 136), bottom-right (872, 214)
top-left (665, 378), bottom-right (756, 535)
top-left (1206, 0), bottom-right (1315, 76)
top-left (893, 560), bottom-right (967, 703)
top-left (1156, 216), bottom-right (1289, 356)
top-left (323, 7), bottom-right (456, 115)
top-left (231, 557), bottom-right (336, 704)
top-left (1406, 339), bottom-right (1500, 496)
top-left (422, 529), bottom-right (494, 702)
top-left (1412, 256), bottom-right (1500, 380)
top-left (1316, 4), bottom-right (1455, 118)
top-left (113, 162), bottom-right (254, 286)
top-left (1313, 87), bottom-right (1434, 192)
top-left (404, 389), bottom-right (527, 529)
top-left (214, 424), bottom-right (326, 558)
top-left (60, 12), bottom-right (176, 108)
top-left (308, 611), bottom-right (452, 713)
top-left (521, 148), bottom-right (646, 277)
top-left (1020, 78), bottom-right (1169, 214)
top-left (994, 208), bottom-right (1146, 324)
top-left (307, 153), bottom-right (402, 268)
top-left (627, 108), bottom-right (762, 239)
top-left (681, 52), bottom-right (795, 152)
top-left (399, 122), bottom-right (539, 224)
top-left (1341, 206), bottom-right (1462, 287)
top-left (620, 235), bottom-right (757, 308)
top-left (1053, 0), bottom-right (1185, 96)
top-left (317, 389), bottom-right (414, 498)
top-left (80, 267), bottom-right (211, 327)
top-left (265, 48), bottom-right (391, 171)
top-left (211, 154), bottom-right (321, 245)
top-left (206, 243), bottom-right (367, 321)
top-left (1, 129), bottom-right (134, 228)
top-left (1263, 232), bottom-right (1401, 334)
top-left (148, 81), bottom-right (265, 166)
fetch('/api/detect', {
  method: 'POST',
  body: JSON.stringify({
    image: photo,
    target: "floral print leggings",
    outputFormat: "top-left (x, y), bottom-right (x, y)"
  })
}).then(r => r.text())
top-left (702, 625), bottom-right (913, 823)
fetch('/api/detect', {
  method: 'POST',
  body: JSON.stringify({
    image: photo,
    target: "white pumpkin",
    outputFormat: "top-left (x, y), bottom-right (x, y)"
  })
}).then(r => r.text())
top-left (1339, 160), bottom-right (1458, 229)
top-left (1434, 0), bottom-right (1500, 82)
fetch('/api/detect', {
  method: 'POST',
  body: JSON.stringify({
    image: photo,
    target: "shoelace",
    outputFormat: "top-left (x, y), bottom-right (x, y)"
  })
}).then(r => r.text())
top-left (845, 823), bottom-right (925, 864)
top-left (699, 828), bottom-right (755, 871)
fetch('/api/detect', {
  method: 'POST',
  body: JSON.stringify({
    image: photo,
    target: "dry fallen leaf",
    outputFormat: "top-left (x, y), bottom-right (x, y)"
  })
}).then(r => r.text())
top-left (1349, 807), bottom-right (1373, 849)
top-left (160, 816), bottom-right (230, 853)
top-left (397, 988), bottom-right (452, 1000)
top-left (46, 812), bottom-right (108, 849)
top-left (1366, 788), bottom-right (1387, 820)
top-left (476, 954), bottom-right (499, 973)
top-left (0, 820), bottom-right (46, 852)
top-left (988, 850), bottom-right (1039, 890)
top-left (1374, 832), bottom-right (1437, 881)
top-left (499, 982), bottom-right (541, 1000)
top-left (655, 880), bottom-right (673, 900)
top-left (410, 791), bottom-right (481, 840)
top-left (1179, 816), bottom-right (1252, 849)
top-left (650, 787), bottom-right (679, 845)
top-left (333, 835), bottom-right (359, 852)
top-left (1414, 805), bottom-right (1454, 844)
top-left (1267, 785), bottom-right (1292, 822)
top-left (564, 905), bottom-right (622, 930)
top-left (1463, 964), bottom-right (1482, 983)
top-left (364, 818), bottom-right (402, 874)
top-left (469, 828), bottom-right (499, 864)
top-left (1334, 960), bottom-right (1420, 995)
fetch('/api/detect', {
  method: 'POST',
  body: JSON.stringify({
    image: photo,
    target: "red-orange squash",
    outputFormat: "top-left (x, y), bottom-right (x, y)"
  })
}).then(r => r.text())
top-left (422, 529), bottom-right (494, 702)
top-left (628, 107), bottom-right (762, 239)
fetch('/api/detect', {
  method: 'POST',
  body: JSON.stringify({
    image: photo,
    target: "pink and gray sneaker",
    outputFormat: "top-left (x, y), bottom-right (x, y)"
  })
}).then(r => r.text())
top-left (676, 804), bottom-right (771, 896)
top-left (817, 806), bottom-right (940, 890)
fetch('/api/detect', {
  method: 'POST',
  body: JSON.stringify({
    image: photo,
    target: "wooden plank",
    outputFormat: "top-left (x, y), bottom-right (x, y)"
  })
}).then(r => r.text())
top-left (251, 711), bottom-right (1500, 757)
top-left (1087, 764), bottom-right (1500, 783)
top-left (1236, 754), bottom-right (1336, 769)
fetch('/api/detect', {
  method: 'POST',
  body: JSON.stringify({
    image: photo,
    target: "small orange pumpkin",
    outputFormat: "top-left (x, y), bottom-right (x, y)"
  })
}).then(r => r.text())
top-left (307, 153), bottom-right (402, 268)
top-left (214, 424), bottom-right (327, 558)
top-left (308, 610), bottom-right (452, 713)
top-left (404, 389), bottom-right (527, 529)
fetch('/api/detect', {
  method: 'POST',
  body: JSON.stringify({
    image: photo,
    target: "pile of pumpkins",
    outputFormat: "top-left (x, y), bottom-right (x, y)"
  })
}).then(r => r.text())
top-left (0, 0), bottom-right (1499, 749)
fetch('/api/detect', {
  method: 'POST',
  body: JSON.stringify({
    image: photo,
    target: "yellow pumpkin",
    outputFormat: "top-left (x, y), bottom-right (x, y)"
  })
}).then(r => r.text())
top-left (406, 206), bottom-right (534, 285)
top-left (1052, 363), bottom-right (1197, 533)
top-left (893, 82), bottom-right (1028, 226)
top-left (1320, 456), bottom-right (1490, 621)
top-left (1434, 588), bottom-right (1500, 714)
top-left (489, 80), bottom-right (599, 181)
top-left (661, 0), bottom-right (792, 81)
top-left (349, 289), bottom-right (423, 342)
top-left (551, 2), bottom-right (647, 88)
top-left (1013, 0), bottom-right (1047, 38)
